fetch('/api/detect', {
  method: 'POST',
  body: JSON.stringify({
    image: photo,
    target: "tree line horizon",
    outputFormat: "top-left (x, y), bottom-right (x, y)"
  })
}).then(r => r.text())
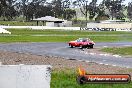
top-left (0, 0), bottom-right (132, 21)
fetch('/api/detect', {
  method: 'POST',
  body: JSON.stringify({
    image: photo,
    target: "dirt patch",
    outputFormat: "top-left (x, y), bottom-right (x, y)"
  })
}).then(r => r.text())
top-left (0, 50), bottom-right (132, 76)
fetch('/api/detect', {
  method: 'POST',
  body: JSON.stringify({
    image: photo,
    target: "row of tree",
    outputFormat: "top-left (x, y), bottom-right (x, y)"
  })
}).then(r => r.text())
top-left (73, 0), bottom-right (126, 21)
top-left (0, 0), bottom-right (76, 21)
top-left (0, 0), bottom-right (132, 21)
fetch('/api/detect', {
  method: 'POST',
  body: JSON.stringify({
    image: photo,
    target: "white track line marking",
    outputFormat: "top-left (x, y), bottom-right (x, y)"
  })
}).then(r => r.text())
top-left (99, 54), bottom-right (104, 56)
top-left (0, 62), bottom-right (2, 65)
top-left (126, 66), bottom-right (130, 68)
top-left (103, 60), bottom-right (106, 61)
top-left (104, 54), bottom-right (110, 56)
top-left (103, 46), bottom-right (108, 48)
top-left (113, 55), bottom-right (122, 58)
top-left (85, 61), bottom-right (90, 63)
top-left (78, 60), bottom-right (84, 62)
top-left (124, 45), bottom-right (131, 47)
top-left (84, 52), bottom-right (88, 54)
top-left (99, 54), bottom-right (110, 56)
top-left (89, 53), bottom-right (95, 55)
top-left (99, 63), bottom-right (103, 65)
top-left (112, 65), bottom-right (117, 67)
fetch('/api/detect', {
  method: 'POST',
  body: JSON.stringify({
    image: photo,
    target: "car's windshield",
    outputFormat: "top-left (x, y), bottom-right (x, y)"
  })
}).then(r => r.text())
top-left (76, 39), bottom-right (82, 42)
top-left (76, 38), bottom-right (90, 42)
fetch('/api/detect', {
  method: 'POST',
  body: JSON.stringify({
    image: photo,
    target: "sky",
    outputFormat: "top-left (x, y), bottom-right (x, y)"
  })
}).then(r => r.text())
top-left (96, 0), bottom-right (132, 5)
top-left (47, 0), bottom-right (132, 5)
top-left (26, 0), bottom-right (132, 6)
top-left (74, 0), bottom-right (132, 5)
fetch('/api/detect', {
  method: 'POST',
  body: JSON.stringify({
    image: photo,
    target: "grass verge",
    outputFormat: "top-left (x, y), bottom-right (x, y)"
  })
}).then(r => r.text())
top-left (6, 29), bottom-right (132, 35)
top-left (0, 36), bottom-right (124, 42)
top-left (101, 47), bottom-right (132, 56)
top-left (51, 70), bottom-right (132, 88)
top-left (0, 29), bottom-right (131, 42)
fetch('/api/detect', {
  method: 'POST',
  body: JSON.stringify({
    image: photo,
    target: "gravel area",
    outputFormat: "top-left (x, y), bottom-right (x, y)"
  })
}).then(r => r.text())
top-left (0, 50), bottom-right (132, 76)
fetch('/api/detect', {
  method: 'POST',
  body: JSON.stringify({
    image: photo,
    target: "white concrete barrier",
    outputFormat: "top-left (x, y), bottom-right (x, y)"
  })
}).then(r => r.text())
top-left (31, 26), bottom-right (80, 30)
top-left (0, 65), bottom-right (52, 88)
top-left (0, 26), bottom-right (80, 30)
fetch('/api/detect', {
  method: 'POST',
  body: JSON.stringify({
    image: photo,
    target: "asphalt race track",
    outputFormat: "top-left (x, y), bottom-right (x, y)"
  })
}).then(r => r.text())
top-left (0, 42), bottom-right (132, 68)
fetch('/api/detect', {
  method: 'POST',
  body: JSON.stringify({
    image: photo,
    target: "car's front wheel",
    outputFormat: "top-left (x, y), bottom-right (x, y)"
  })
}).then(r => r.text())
top-left (76, 76), bottom-right (86, 84)
top-left (89, 45), bottom-right (93, 48)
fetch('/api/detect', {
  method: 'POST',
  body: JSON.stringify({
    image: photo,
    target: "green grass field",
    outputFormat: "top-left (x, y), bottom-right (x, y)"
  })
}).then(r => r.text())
top-left (51, 70), bottom-right (132, 88)
top-left (101, 47), bottom-right (132, 56)
top-left (0, 29), bottom-right (131, 42)
top-left (0, 29), bottom-right (132, 88)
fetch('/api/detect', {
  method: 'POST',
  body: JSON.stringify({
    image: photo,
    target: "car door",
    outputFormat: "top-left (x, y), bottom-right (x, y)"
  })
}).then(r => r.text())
top-left (75, 39), bottom-right (82, 47)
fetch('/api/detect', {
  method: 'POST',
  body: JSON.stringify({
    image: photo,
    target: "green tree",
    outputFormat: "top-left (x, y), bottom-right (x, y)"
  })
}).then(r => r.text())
top-left (34, 4), bottom-right (54, 18)
top-left (104, 0), bottom-right (125, 20)
top-left (73, 0), bottom-right (99, 21)
top-left (63, 9), bottom-right (76, 20)
top-left (95, 0), bottom-right (109, 21)
top-left (51, 0), bottom-right (63, 18)
top-left (73, 0), bottom-right (89, 21)
top-left (127, 2), bottom-right (132, 21)
top-left (88, 0), bottom-right (98, 20)
top-left (51, 0), bottom-right (74, 20)
top-left (19, 0), bottom-right (47, 21)
top-left (0, 0), bottom-right (18, 21)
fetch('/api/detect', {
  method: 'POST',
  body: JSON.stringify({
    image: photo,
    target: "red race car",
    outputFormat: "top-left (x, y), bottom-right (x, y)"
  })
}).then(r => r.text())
top-left (68, 38), bottom-right (95, 49)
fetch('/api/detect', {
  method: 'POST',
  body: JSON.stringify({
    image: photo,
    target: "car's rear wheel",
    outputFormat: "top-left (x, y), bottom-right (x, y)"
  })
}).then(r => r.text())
top-left (69, 44), bottom-right (73, 48)
top-left (80, 45), bottom-right (84, 49)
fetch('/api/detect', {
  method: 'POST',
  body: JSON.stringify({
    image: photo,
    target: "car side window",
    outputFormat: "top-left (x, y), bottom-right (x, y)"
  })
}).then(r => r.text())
top-left (82, 40), bottom-right (86, 42)
top-left (77, 40), bottom-right (80, 42)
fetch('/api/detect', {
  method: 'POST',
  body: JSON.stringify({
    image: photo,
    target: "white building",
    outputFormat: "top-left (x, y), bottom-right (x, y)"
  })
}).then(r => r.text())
top-left (33, 16), bottom-right (72, 27)
top-left (87, 20), bottom-right (132, 31)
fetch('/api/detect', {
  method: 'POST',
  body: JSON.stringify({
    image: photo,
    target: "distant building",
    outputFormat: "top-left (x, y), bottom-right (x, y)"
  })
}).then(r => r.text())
top-left (33, 16), bottom-right (72, 27)
top-left (87, 20), bottom-right (132, 29)
top-left (100, 20), bottom-right (125, 23)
